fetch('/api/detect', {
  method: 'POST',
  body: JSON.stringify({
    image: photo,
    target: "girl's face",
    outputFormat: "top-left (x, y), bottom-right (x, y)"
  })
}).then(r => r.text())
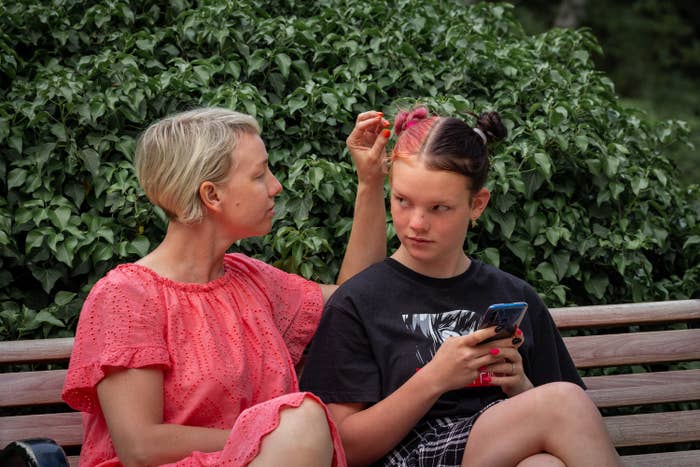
top-left (204, 132), bottom-right (283, 240)
top-left (389, 157), bottom-right (489, 277)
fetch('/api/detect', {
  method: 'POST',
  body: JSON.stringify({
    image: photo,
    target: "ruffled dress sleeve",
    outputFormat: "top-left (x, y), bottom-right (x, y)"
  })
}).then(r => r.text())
top-left (229, 254), bottom-right (323, 364)
top-left (62, 266), bottom-right (171, 413)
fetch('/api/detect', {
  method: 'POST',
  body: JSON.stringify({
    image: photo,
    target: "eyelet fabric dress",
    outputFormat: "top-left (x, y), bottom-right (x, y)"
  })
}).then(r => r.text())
top-left (62, 253), bottom-right (345, 466)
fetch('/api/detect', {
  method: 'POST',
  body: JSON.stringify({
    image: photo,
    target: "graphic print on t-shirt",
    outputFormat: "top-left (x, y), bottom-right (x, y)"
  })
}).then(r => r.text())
top-left (402, 309), bottom-right (480, 365)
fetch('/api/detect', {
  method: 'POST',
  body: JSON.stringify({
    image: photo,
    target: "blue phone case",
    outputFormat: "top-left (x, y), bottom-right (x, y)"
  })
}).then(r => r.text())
top-left (478, 301), bottom-right (528, 343)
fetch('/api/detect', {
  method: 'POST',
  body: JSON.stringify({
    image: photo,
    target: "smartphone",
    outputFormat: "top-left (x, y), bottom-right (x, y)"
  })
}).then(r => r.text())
top-left (477, 301), bottom-right (528, 344)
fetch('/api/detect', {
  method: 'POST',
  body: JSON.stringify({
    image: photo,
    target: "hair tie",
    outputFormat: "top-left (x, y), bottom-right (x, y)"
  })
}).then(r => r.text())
top-left (473, 127), bottom-right (487, 145)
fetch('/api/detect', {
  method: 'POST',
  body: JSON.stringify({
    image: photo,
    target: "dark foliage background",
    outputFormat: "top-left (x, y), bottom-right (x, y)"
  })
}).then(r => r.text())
top-left (1, 0), bottom-right (699, 339)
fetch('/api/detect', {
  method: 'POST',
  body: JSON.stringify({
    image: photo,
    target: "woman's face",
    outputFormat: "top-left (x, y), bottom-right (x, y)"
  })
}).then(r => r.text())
top-left (389, 157), bottom-right (489, 276)
top-left (213, 132), bottom-right (283, 239)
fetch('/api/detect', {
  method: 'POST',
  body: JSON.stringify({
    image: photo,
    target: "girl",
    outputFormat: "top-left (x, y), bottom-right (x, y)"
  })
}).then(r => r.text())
top-left (300, 107), bottom-right (622, 467)
top-left (62, 108), bottom-right (390, 466)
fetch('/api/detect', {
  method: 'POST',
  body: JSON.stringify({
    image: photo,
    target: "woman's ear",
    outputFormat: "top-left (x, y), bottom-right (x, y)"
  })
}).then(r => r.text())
top-left (199, 181), bottom-right (222, 213)
top-left (470, 187), bottom-right (491, 221)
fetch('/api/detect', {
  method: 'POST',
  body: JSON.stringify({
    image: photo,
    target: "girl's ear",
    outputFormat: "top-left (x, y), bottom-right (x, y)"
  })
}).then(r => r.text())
top-left (199, 181), bottom-right (222, 214)
top-left (470, 187), bottom-right (491, 221)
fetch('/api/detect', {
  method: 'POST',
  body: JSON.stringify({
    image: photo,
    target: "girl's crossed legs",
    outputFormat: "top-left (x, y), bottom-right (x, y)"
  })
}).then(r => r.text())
top-left (462, 382), bottom-right (622, 467)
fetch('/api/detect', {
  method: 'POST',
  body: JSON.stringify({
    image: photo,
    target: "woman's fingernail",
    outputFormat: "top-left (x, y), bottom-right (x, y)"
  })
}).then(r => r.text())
top-left (483, 375), bottom-right (492, 383)
top-left (512, 337), bottom-right (522, 345)
top-left (489, 348), bottom-right (500, 356)
top-left (478, 366), bottom-right (487, 371)
top-left (377, 111), bottom-right (383, 116)
top-left (382, 129), bottom-right (391, 138)
top-left (517, 328), bottom-right (523, 336)
top-left (382, 119), bottom-right (391, 127)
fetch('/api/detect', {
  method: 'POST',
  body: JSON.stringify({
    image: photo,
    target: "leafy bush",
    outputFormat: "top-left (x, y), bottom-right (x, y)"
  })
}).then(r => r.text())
top-left (1, 0), bottom-right (699, 340)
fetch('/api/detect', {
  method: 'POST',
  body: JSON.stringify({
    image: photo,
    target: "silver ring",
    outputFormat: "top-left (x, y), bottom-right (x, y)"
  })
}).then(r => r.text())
top-left (511, 363), bottom-right (515, 374)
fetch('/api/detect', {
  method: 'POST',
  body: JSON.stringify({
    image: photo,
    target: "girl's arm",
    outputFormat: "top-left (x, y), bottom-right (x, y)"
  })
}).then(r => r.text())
top-left (97, 367), bottom-right (229, 466)
top-left (328, 328), bottom-right (502, 467)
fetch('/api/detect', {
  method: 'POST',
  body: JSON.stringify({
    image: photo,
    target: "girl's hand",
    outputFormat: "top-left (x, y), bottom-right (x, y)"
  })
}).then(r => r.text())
top-left (483, 329), bottom-right (534, 397)
top-left (346, 110), bottom-right (391, 186)
top-left (422, 328), bottom-right (505, 393)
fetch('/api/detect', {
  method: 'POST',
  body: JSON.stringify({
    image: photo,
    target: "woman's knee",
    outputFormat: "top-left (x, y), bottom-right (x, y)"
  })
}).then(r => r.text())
top-left (282, 397), bottom-right (332, 444)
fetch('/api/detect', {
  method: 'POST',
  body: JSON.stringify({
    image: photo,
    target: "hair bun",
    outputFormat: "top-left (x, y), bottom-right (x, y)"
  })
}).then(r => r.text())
top-left (394, 106), bottom-right (430, 136)
top-left (475, 111), bottom-right (507, 144)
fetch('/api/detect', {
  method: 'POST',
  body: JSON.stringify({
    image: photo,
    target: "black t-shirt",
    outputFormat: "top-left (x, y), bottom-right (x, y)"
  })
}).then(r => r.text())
top-left (300, 258), bottom-right (583, 421)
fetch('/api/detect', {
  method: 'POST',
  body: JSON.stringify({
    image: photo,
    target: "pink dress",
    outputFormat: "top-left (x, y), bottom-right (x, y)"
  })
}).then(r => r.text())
top-left (62, 253), bottom-right (346, 466)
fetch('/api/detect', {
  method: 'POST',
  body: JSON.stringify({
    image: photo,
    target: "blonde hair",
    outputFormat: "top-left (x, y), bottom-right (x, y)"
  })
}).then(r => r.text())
top-left (135, 107), bottom-right (260, 224)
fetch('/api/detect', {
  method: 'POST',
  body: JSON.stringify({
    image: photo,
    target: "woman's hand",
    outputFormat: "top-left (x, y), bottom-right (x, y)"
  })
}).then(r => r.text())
top-left (346, 110), bottom-right (391, 186)
top-left (482, 329), bottom-right (534, 397)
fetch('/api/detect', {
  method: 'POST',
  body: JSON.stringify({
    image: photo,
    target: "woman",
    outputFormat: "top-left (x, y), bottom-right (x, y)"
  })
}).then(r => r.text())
top-left (62, 107), bottom-right (391, 466)
top-left (300, 107), bottom-right (622, 466)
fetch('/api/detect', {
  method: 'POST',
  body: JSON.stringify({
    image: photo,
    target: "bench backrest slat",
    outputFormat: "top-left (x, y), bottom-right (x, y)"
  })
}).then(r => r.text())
top-left (604, 410), bottom-right (700, 447)
top-left (0, 337), bottom-right (74, 364)
top-left (0, 370), bottom-right (68, 407)
top-left (563, 329), bottom-right (700, 368)
top-left (550, 300), bottom-right (700, 329)
top-left (583, 369), bottom-right (700, 407)
top-left (0, 413), bottom-right (83, 447)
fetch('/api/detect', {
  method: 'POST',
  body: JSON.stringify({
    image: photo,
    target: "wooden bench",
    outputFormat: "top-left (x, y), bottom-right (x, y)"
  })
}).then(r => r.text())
top-left (1, 299), bottom-right (699, 466)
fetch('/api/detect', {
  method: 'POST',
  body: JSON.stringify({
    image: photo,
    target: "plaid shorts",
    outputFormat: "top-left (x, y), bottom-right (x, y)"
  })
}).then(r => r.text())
top-left (375, 401), bottom-right (502, 467)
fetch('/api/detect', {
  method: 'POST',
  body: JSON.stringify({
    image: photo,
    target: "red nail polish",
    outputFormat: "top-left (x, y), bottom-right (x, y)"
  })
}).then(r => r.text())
top-left (489, 348), bottom-right (500, 356)
top-left (517, 328), bottom-right (523, 336)
top-left (482, 375), bottom-right (492, 383)
top-left (478, 366), bottom-right (487, 371)
top-left (382, 129), bottom-right (391, 138)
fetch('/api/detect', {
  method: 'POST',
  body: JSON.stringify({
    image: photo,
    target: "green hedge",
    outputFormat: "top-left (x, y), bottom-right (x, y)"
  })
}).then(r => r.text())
top-left (1, 0), bottom-right (699, 339)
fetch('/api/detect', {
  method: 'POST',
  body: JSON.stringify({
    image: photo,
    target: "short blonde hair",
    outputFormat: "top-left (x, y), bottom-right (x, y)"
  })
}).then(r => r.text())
top-left (135, 107), bottom-right (260, 224)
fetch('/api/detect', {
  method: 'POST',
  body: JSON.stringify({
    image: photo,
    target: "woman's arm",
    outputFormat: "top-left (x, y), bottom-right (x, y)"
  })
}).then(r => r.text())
top-left (97, 367), bottom-right (229, 466)
top-left (328, 328), bottom-right (503, 467)
top-left (335, 111), bottom-right (390, 286)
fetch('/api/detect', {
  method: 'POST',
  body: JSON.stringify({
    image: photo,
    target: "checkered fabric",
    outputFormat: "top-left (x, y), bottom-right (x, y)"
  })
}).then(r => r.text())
top-left (376, 401), bottom-right (502, 467)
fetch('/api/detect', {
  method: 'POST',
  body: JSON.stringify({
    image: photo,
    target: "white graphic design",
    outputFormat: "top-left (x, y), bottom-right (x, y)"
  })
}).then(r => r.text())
top-left (402, 309), bottom-right (480, 365)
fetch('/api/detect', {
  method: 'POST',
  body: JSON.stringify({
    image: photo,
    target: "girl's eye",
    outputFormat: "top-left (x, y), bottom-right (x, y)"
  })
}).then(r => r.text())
top-left (434, 205), bottom-right (449, 212)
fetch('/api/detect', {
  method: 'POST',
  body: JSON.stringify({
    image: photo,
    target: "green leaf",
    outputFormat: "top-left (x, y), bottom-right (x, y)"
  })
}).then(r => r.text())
top-left (48, 206), bottom-right (72, 230)
top-left (275, 53), bottom-right (292, 78)
top-left (32, 310), bottom-right (65, 328)
top-left (54, 291), bottom-right (77, 306)
top-left (535, 262), bottom-right (557, 283)
top-left (287, 97), bottom-right (307, 114)
top-left (247, 50), bottom-right (267, 74)
top-left (32, 268), bottom-right (62, 294)
top-left (533, 152), bottom-right (552, 178)
top-left (81, 148), bottom-right (101, 176)
top-left (8, 168), bottom-right (27, 189)
top-left (480, 247), bottom-right (500, 268)
top-left (631, 177), bottom-right (648, 195)
top-left (551, 251), bottom-right (570, 280)
top-left (575, 135), bottom-right (588, 152)
top-left (584, 274), bottom-right (609, 299)
top-left (92, 244), bottom-right (114, 263)
top-left (321, 93), bottom-right (339, 113)
top-left (128, 236), bottom-right (150, 256)
top-left (683, 236), bottom-right (700, 249)
top-left (506, 240), bottom-right (534, 264)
